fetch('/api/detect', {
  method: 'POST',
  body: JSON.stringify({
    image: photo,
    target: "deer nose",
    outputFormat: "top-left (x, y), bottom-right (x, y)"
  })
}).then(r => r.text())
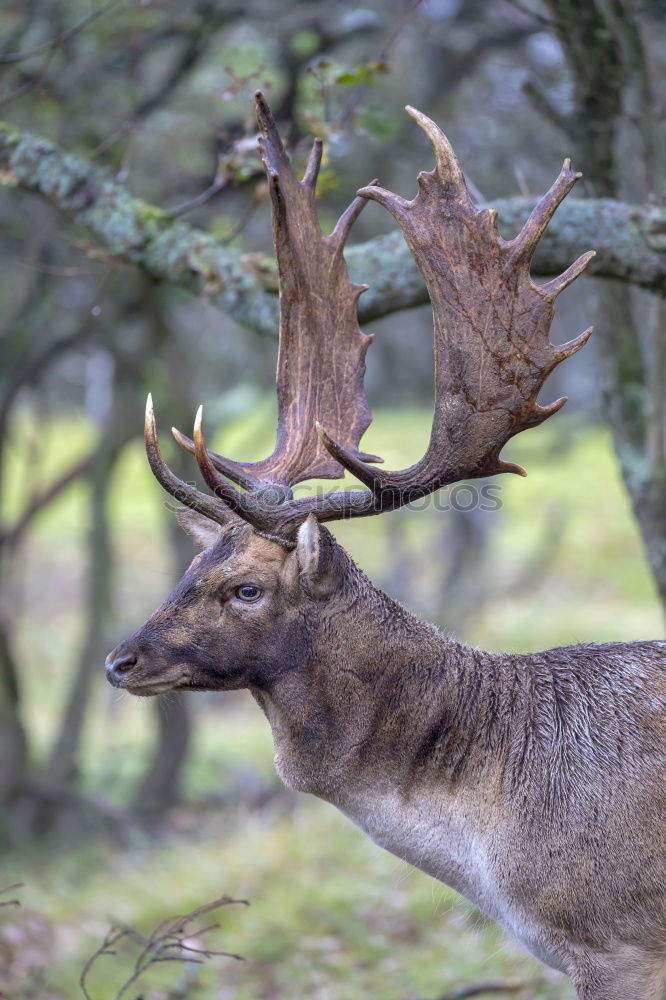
top-left (105, 650), bottom-right (138, 686)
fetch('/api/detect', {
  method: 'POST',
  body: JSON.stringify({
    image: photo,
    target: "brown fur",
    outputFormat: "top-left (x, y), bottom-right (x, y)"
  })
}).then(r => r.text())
top-left (106, 518), bottom-right (666, 999)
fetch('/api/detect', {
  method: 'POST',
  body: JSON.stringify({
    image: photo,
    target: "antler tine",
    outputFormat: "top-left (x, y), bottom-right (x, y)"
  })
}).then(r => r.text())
top-left (357, 107), bottom-right (472, 216)
top-left (329, 186), bottom-right (377, 255)
top-left (315, 423), bottom-right (382, 491)
top-left (356, 182), bottom-right (411, 215)
top-left (510, 159), bottom-right (582, 268)
top-left (302, 137), bottom-right (323, 189)
top-left (255, 89), bottom-right (290, 175)
top-left (170, 426), bottom-right (264, 492)
top-left (552, 325), bottom-right (595, 365)
top-left (540, 252), bottom-right (596, 299)
top-left (144, 396), bottom-right (242, 528)
top-left (192, 406), bottom-right (253, 516)
top-left (405, 105), bottom-right (470, 198)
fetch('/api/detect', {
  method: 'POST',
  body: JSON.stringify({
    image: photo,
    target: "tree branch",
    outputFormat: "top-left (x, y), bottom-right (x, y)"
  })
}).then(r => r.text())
top-left (414, 981), bottom-right (542, 1000)
top-left (2, 123), bottom-right (666, 341)
top-left (347, 195), bottom-right (666, 318)
top-left (0, 1), bottom-right (117, 65)
top-left (0, 445), bottom-right (98, 549)
top-left (0, 124), bottom-right (279, 335)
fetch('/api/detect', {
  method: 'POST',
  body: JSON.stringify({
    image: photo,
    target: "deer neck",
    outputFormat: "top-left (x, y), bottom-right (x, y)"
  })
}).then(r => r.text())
top-left (249, 580), bottom-right (518, 906)
top-left (251, 579), bottom-right (509, 813)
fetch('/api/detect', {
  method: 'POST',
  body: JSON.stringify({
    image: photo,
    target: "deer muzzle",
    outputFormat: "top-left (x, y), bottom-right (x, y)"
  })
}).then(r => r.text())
top-left (105, 640), bottom-right (192, 696)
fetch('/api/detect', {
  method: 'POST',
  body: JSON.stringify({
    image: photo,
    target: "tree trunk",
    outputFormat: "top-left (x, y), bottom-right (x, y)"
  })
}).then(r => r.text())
top-left (543, 0), bottom-right (666, 618)
top-left (129, 287), bottom-right (193, 826)
top-left (130, 693), bottom-right (191, 826)
top-left (44, 449), bottom-right (117, 786)
top-left (0, 616), bottom-right (28, 849)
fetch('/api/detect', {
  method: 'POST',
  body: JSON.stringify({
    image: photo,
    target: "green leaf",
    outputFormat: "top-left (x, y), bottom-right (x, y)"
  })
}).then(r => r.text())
top-left (354, 105), bottom-right (400, 140)
top-left (291, 28), bottom-right (321, 58)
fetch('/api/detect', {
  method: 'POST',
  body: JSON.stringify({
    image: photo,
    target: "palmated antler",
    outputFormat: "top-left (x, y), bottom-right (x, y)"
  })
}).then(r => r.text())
top-left (145, 101), bottom-right (594, 541)
top-left (170, 90), bottom-right (379, 491)
top-left (314, 106), bottom-right (595, 508)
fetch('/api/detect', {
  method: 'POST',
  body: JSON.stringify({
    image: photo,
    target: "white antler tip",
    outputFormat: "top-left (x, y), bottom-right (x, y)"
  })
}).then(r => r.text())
top-left (405, 105), bottom-right (432, 129)
top-left (145, 393), bottom-right (154, 417)
top-left (194, 405), bottom-right (204, 432)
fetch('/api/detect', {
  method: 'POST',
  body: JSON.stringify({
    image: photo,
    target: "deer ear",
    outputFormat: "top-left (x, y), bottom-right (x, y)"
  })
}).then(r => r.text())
top-left (296, 515), bottom-right (342, 597)
top-left (175, 509), bottom-right (223, 550)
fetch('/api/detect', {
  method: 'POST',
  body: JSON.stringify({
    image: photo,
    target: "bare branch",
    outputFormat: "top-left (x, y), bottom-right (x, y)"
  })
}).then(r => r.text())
top-left (0, 445), bottom-right (100, 550)
top-left (522, 80), bottom-right (573, 136)
top-left (1, 122), bottom-right (666, 350)
top-left (0, 882), bottom-right (23, 907)
top-left (0, 2), bottom-right (117, 65)
top-left (80, 894), bottom-right (247, 1000)
top-left (80, 926), bottom-right (128, 1000)
top-left (406, 977), bottom-right (544, 1000)
top-left (168, 179), bottom-right (226, 218)
top-left (0, 125), bottom-right (278, 336)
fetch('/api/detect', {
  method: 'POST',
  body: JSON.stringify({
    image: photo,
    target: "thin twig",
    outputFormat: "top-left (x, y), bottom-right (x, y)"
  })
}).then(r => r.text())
top-left (522, 81), bottom-right (572, 136)
top-left (0, 446), bottom-right (101, 549)
top-left (80, 895), bottom-right (248, 1000)
top-left (0, 882), bottom-right (24, 907)
top-left (379, 0), bottom-right (425, 60)
top-left (503, 0), bottom-right (554, 26)
top-left (0, 2), bottom-right (118, 64)
top-left (169, 179), bottom-right (226, 218)
top-left (408, 979), bottom-right (544, 1000)
top-left (80, 927), bottom-right (127, 1000)
top-left (220, 195), bottom-right (261, 245)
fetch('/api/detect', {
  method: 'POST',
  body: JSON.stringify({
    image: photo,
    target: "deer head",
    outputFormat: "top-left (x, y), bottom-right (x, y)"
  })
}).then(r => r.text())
top-left (104, 512), bottom-right (354, 697)
top-left (106, 92), bottom-right (593, 698)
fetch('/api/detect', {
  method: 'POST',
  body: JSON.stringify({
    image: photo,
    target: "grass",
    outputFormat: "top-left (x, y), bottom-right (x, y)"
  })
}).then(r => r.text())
top-left (1, 402), bottom-right (662, 998)
top-left (19, 799), bottom-right (574, 1000)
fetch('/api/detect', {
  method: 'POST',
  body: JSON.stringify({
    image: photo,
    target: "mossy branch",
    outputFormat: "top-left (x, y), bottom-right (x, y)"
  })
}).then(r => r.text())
top-left (0, 123), bottom-right (279, 335)
top-left (2, 123), bottom-right (666, 336)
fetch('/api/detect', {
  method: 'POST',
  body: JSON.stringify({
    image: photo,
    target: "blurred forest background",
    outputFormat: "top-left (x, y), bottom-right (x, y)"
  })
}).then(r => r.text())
top-left (0, 0), bottom-right (664, 997)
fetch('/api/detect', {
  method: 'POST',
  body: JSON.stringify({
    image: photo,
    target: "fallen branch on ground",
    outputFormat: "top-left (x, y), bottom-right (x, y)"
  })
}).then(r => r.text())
top-left (79, 894), bottom-right (248, 1000)
top-left (0, 883), bottom-right (23, 907)
top-left (405, 978), bottom-right (545, 1000)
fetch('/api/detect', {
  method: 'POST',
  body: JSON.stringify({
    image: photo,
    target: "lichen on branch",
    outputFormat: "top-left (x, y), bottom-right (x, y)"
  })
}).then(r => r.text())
top-left (2, 122), bottom-right (666, 337)
top-left (0, 123), bottom-right (279, 335)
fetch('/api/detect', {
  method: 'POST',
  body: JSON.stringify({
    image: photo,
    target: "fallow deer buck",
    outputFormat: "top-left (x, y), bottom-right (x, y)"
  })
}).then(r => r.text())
top-left (106, 93), bottom-right (666, 999)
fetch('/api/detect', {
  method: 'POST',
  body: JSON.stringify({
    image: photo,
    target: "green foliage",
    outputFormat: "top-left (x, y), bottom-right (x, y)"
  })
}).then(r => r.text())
top-left (353, 103), bottom-right (401, 141)
top-left (9, 801), bottom-right (574, 999)
top-left (332, 60), bottom-right (390, 88)
top-left (290, 29), bottom-right (321, 59)
top-left (0, 122), bottom-right (21, 144)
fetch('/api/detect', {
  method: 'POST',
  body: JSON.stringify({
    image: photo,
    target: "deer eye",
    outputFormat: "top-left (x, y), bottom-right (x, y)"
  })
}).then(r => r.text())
top-left (235, 584), bottom-right (262, 602)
